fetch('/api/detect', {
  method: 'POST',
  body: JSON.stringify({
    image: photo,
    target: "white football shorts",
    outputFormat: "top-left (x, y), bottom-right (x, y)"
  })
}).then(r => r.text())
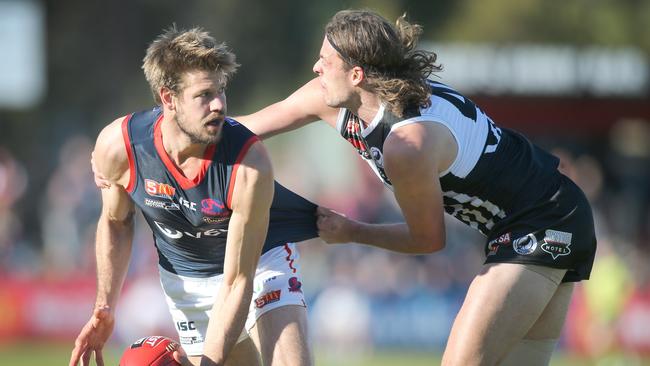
top-left (159, 243), bottom-right (306, 356)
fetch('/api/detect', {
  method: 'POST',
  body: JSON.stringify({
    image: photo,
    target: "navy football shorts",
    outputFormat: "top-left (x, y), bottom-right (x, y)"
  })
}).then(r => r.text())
top-left (484, 174), bottom-right (597, 283)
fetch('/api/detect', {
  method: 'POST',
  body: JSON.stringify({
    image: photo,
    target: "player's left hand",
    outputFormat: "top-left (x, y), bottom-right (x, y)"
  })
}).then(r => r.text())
top-left (316, 206), bottom-right (358, 243)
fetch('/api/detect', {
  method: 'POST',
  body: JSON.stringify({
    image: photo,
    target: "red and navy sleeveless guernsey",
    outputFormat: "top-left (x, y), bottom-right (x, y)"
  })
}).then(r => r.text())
top-left (122, 106), bottom-right (317, 277)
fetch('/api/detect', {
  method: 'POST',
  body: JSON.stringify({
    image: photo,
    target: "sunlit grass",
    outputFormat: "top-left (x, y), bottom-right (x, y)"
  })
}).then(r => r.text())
top-left (1, 341), bottom-right (649, 366)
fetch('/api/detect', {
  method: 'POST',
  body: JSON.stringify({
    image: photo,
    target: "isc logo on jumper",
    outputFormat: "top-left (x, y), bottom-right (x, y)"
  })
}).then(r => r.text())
top-left (145, 179), bottom-right (176, 198)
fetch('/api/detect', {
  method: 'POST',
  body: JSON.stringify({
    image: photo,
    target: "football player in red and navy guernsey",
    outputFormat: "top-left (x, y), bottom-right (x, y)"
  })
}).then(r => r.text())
top-left (71, 27), bottom-right (315, 366)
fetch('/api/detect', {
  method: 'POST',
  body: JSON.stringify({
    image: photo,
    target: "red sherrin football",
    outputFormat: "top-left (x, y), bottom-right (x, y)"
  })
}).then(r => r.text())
top-left (119, 336), bottom-right (181, 366)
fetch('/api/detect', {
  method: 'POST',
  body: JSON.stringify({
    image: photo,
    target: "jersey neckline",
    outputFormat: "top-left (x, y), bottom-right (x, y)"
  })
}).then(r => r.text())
top-left (153, 115), bottom-right (217, 190)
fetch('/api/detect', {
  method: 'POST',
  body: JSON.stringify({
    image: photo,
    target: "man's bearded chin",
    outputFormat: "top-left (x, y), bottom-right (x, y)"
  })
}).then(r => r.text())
top-left (175, 115), bottom-right (222, 145)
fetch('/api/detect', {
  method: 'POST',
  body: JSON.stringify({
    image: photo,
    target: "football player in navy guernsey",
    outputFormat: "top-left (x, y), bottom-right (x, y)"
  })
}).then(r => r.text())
top-left (70, 27), bottom-right (316, 366)
top-left (236, 9), bottom-right (597, 366)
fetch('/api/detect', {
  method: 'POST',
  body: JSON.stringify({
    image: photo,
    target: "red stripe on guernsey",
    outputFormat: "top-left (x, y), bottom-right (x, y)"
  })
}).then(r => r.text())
top-left (284, 244), bottom-right (297, 274)
top-left (225, 136), bottom-right (260, 209)
top-left (153, 116), bottom-right (217, 190)
top-left (121, 114), bottom-right (136, 193)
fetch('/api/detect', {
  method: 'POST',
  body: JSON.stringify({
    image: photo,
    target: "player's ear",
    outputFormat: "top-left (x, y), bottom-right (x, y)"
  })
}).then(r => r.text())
top-left (350, 65), bottom-right (365, 86)
top-left (160, 87), bottom-right (176, 111)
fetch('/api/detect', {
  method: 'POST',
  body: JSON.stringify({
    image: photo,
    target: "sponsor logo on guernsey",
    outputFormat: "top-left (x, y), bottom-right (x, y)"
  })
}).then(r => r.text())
top-left (369, 147), bottom-right (384, 167)
top-left (201, 198), bottom-right (229, 216)
top-left (512, 233), bottom-right (538, 255)
top-left (145, 179), bottom-right (176, 198)
top-left (153, 220), bottom-right (227, 240)
top-left (179, 197), bottom-right (197, 211)
top-left (487, 232), bottom-right (511, 256)
top-left (202, 216), bottom-right (229, 224)
top-left (144, 198), bottom-right (180, 211)
top-left (288, 277), bottom-right (303, 293)
top-left (255, 290), bottom-right (281, 308)
top-left (541, 230), bottom-right (572, 260)
top-left (225, 117), bottom-right (239, 126)
top-left (179, 335), bottom-right (203, 345)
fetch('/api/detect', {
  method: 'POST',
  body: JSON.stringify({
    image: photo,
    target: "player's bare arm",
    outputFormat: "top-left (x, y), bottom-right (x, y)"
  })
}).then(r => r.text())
top-left (200, 141), bottom-right (274, 366)
top-left (70, 118), bottom-right (136, 366)
top-left (91, 79), bottom-right (335, 188)
top-left (318, 122), bottom-right (454, 254)
top-left (236, 78), bottom-right (339, 139)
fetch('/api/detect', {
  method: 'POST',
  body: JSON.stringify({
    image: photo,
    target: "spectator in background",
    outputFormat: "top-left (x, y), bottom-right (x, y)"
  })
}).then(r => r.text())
top-left (0, 147), bottom-right (31, 275)
top-left (607, 118), bottom-right (650, 254)
top-left (553, 146), bottom-right (633, 358)
top-left (41, 135), bottom-right (100, 277)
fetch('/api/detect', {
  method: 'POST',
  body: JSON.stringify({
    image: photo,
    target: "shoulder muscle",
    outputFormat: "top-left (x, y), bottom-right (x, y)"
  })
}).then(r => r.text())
top-left (95, 116), bottom-right (130, 187)
top-left (385, 122), bottom-right (457, 176)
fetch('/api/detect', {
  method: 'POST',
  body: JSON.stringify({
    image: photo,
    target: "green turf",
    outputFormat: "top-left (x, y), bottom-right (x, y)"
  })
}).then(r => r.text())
top-left (2, 342), bottom-right (649, 365)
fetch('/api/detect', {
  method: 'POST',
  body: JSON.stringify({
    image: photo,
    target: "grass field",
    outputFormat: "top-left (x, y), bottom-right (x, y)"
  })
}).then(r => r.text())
top-left (2, 342), bottom-right (649, 365)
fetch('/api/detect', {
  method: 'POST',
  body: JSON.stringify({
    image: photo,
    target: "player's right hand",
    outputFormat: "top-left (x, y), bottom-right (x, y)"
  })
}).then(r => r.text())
top-left (69, 305), bottom-right (115, 366)
top-left (172, 346), bottom-right (194, 366)
top-left (316, 206), bottom-right (357, 244)
top-left (91, 150), bottom-right (112, 189)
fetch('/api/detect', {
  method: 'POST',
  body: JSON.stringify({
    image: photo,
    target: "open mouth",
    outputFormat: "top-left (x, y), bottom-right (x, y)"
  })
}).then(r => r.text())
top-left (205, 118), bottom-right (224, 128)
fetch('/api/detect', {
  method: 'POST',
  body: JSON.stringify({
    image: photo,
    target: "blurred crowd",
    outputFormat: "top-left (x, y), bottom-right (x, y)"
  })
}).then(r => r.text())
top-left (1, 116), bottom-right (649, 361)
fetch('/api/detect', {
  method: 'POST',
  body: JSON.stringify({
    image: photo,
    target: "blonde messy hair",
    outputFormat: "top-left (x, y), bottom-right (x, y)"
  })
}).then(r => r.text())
top-left (142, 26), bottom-right (239, 104)
top-left (325, 10), bottom-right (441, 117)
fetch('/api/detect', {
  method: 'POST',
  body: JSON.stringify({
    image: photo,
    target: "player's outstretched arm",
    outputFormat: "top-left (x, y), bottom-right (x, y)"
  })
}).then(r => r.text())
top-left (235, 78), bottom-right (339, 139)
top-left (200, 141), bottom-right (274, 366)
top-left (91, 79), bottom-right (337, 189)
top-left (70, 118), bottom-right (136, 366)
top-left (317, 123), bottom-right (448, 254)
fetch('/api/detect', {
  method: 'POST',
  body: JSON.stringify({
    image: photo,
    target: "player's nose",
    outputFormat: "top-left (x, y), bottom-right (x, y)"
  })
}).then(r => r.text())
top-left (313, 59), bottom-right (322, 75)
top-left (210, 94), bottom-right (226, 113)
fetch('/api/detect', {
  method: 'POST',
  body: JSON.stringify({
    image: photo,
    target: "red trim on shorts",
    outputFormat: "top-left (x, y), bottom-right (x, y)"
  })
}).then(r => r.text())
top-left (153, 116), bottom-right (217, 190)
top-left (121, 114), bottom-right (136, 193)
top-left (283, 244), bottom-right (297, 274)
top-left (225, 136), bottom-right (260, 209)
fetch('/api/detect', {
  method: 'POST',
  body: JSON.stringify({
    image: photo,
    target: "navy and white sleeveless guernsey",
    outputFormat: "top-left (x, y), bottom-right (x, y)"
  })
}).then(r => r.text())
top-left (337, 80), bottom-right (596, 282)
top-left (122, 107), bottom-right (317, 277)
